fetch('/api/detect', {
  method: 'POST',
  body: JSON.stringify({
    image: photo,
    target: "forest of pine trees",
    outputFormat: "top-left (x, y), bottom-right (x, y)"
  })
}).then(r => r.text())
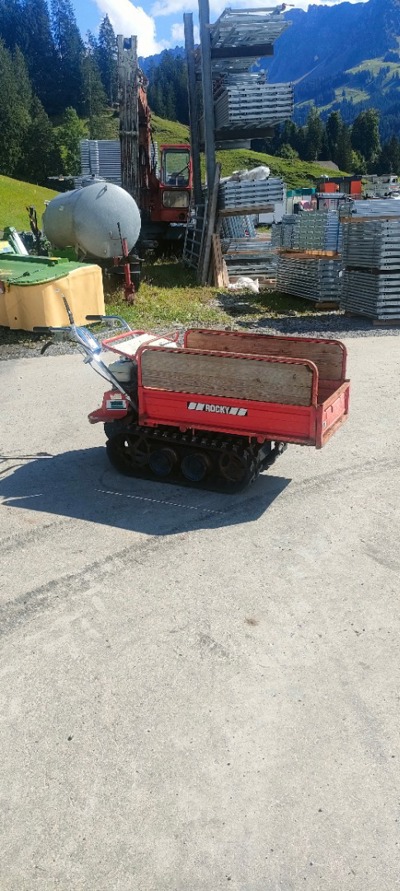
top-left (267, 108), bottom-right (400, 176)
top-left (0, 0), bottom-right (118, 182)
top-left (0, 0), bottom-right (399, 186)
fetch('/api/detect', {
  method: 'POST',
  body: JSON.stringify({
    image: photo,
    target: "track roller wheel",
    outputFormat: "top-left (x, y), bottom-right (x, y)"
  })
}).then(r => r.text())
top-left (106, 432), bottom-right (149, 475)
top-left (218, 450), bottom-right (248, 485)
top-left (148, 447), bottom-right (178, 478)
top-left (131, 434), bottom-right (151, 467)
top-left (181, 450), bottom-right (211, 483)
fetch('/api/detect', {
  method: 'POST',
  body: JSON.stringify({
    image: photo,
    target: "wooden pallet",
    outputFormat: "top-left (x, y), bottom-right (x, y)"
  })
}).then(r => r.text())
top-left (316, 301), bottom-right (341, 311)
top-left (341, 215), bottom-right (400, 224)
top-left (211, 234), bottom-right (229, 288)
top-left (218, 204), bottom-right (275, 217)
top-left (372, 318), bottom-right (400, 326)
top-left (344, 312), bottom-right (400, 326)
top-left (277, 249), bottom-right (341, 260)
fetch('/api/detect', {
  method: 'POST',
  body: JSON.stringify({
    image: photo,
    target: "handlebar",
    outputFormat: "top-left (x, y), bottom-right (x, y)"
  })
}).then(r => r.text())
top-left (34, 292), bottom-right (137, 411)
top-left (85, 315), bottom-right (132, 331)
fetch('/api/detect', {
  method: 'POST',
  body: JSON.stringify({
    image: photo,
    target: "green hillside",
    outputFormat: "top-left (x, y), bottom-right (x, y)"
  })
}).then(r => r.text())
top-left (0, 177), bottom-right (58, 231)
top-left (152, 114), bottom-right (190, 144)
top-left (151, 116), bottom-right (347, 187)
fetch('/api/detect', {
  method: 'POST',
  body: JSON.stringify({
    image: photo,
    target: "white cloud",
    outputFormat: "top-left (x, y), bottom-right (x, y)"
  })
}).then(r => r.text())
top-left (152, 0), bottom-right (196, 16)
top-left (170, 21), bottom-right (199, 44)
top-left (170, 22), bottom-right (184, 42)
top-left (94, 0), bottom-right (164, 55)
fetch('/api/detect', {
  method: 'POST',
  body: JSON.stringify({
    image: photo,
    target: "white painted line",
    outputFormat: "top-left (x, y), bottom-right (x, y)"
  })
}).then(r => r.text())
top-left (95, 488), bottom-right (225, 515)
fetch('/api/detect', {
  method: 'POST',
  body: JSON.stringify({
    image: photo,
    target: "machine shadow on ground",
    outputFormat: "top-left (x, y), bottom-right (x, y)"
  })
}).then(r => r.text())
top-left (0, 447), bottom-right (290, 537)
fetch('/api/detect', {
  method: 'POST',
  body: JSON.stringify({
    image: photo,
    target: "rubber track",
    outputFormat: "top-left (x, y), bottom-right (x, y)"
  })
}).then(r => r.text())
top-left (105, 421), bottom-right (285, 493)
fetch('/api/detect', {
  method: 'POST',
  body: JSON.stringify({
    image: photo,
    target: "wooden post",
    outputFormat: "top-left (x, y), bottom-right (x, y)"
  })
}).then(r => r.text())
top-left (198, 0), bottom-right (216, 192)
top-left (198, 162), bottom-right (221, 285)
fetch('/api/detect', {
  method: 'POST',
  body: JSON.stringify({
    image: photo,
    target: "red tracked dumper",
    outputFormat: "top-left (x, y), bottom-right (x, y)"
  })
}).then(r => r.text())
top-left (81, 322), bottom-right (350, 493)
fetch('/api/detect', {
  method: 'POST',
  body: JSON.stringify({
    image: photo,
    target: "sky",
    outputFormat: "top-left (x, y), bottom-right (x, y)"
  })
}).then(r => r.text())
top-left (72, 0), bottom-right (368, 58)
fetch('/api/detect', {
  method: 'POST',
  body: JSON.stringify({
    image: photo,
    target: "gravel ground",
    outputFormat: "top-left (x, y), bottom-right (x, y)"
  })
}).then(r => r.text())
top-left (0, 310), bottom-right (399, 361)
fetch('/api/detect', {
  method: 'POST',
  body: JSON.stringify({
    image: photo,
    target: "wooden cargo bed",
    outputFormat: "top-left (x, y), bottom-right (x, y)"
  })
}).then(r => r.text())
top-left (136, 329), bottom-right (350, 449)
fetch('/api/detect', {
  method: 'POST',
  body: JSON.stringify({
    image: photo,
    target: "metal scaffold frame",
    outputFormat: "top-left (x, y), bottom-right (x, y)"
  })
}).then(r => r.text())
top-left (183, 2), bottom-right (292, 285)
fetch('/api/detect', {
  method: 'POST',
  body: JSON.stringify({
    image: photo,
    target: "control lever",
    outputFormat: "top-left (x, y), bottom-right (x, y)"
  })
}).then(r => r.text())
top-left (86, 314), bottom-right (132, 330)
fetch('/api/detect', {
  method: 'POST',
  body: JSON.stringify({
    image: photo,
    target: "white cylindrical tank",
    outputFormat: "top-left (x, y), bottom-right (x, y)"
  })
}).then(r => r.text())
top-left (43, 182), bottom-right (141, 259)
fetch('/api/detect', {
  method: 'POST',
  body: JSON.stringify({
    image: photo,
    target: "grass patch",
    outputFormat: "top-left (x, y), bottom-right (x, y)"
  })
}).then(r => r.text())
top-left (347, 58), bottom-right (400, 78)
top-left (145, 116), bottom-right (340, 186)
top-left (334, 87), bottom-right (369, 104)
top-left (220, 289), bottom-right (316, 319)
top-left (151, 115), bottom-right (191, 144)
top-left (0, 176), bottom-right (58, 230)
top-left (0, 257), bottom-right (324, 348)
top-left (103, 258), bottom-right (316, 329)
top-left (104, 259), bottom-right (229, 328)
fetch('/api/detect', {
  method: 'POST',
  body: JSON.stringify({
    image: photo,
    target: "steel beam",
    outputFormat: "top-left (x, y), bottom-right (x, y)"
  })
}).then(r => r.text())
top-left (184, 13), bottom-right (203, 206)
top-left (198, 0), bottom-right (216, 190)
top-left (211, 43), bottom-right (274, 58)
top-left (214, 126), bottom-right (275, 142)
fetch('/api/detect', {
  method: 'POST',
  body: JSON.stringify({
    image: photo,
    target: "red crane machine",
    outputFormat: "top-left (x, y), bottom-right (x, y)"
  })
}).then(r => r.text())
top-left (118, 35), bottom-right (192, 244)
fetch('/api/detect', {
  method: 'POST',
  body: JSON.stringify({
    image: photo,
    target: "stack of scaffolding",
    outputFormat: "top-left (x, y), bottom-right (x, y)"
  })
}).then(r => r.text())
top-left (188, 5), bottom-right (293, 285)
top-left (219, 177), bottom-right (285, 209)
top-left (77, 138), bottom-right (159, 188)
top-left (220, 215), bottom-right (257, 239)
top-left (341, 215), bottom-right (400, 320)
top-left (271, 215), bottom-right (296, 249)
top-left (78, 140), bottom-right (122, 186)
top-left (220, 216), bottom-right (276, 277)
top-left (209, 8), bottom-right (293, 138)
top-left (273, 211), bottom-right (342, 252)
top-left (214, 82), bottom-right (294, 131)
top-left (274, 209), bottom-right (343, 304)
top-left (348, 199), bottom-right (400, 217)
top-left (209, 8), bottom-right (289, 74)
top-left (277, 253), bottom-right (342, 304)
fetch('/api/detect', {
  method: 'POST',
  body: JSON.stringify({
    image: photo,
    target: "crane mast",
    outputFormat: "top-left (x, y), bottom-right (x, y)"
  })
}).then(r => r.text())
top-left (117, 34), bottom-right (192, 241)
top-left (117, 35), bottom-right (140, 204)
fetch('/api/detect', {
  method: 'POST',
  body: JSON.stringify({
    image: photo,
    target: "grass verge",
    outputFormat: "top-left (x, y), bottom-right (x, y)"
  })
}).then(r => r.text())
top-left (0, 176), bottom-right (58, 231)
top-left (104, 258), bottom-right (315, 329)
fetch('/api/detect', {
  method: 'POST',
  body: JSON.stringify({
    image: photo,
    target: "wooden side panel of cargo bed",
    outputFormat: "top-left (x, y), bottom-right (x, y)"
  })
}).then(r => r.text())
top-left (185, 330), bottom-right (345, 381)
top-left (140, 349), bottom-right (315, 406)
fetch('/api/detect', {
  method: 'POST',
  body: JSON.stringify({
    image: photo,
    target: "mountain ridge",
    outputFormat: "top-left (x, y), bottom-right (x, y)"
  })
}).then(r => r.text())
top-left (266, 0), bottom-right (399, 84)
